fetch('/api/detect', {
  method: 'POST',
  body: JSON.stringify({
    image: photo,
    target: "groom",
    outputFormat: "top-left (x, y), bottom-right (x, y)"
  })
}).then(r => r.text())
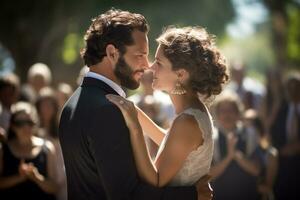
top-left (59, 8), bottom-right (212, 200)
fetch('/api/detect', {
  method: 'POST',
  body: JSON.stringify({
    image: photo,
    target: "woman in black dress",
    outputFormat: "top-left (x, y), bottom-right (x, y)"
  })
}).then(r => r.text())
top-left (0, 101), bottom-right (58, 200)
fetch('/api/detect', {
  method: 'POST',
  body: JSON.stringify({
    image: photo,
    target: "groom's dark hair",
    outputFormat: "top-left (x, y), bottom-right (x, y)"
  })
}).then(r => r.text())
top-left (80, 8), bottom-right (149, 67)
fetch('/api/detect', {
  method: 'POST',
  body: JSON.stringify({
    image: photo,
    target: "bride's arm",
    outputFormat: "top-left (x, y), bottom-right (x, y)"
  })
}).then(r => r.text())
top-left (136, 106), bottom-right (166, 146)
top-left (127, 122), bottom-right (159, 186)
top-left (106, 95), bottom-right (201, 187)
top-left (154, 114), bottom-right (203, 186)
top-left (126, 112), bottom-right (202, 187)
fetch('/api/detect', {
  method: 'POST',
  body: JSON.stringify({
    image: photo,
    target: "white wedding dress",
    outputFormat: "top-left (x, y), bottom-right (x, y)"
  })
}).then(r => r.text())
top-left (155, 108), bottom-right (214, 186)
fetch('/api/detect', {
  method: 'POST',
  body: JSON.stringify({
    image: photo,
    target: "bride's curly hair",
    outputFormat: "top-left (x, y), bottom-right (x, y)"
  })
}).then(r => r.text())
top-left (156, 26), bottom-right (229, 99)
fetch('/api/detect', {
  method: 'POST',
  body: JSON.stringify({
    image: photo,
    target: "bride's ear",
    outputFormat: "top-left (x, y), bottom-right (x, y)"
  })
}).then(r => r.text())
top-left (176, 69), bottom-right (190, 82)
top-left (106, 44), bottom-right (120, 64)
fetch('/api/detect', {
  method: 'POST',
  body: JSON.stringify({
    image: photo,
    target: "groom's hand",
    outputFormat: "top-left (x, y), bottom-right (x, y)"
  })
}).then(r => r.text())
top-left (195, 174), bottom-right (213, 200)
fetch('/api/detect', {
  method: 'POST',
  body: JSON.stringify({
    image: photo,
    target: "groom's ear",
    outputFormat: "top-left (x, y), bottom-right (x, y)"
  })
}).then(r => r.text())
top-left (106, 44), bottom-right (120, 64)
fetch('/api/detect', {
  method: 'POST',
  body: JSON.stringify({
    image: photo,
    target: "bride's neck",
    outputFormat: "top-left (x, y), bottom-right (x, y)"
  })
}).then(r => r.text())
top-left (170, 92), bottom-right (199, 114)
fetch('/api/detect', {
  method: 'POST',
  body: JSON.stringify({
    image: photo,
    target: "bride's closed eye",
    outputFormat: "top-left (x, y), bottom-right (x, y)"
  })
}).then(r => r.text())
top-left (154, 60), bottom-right (162, 67)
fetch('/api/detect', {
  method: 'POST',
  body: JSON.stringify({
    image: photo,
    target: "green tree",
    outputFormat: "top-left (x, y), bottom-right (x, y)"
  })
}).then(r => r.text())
top-left (0, 0), bottom-right (235, 83)
top-left (253, 0), bottom-right (300, 69)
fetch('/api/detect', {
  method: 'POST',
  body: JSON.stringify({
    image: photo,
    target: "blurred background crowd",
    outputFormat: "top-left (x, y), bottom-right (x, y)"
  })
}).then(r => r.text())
top-left (0, 0), bottom-right (299, 200)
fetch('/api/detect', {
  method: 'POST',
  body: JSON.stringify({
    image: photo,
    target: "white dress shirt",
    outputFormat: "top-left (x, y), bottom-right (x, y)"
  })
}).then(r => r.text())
top-left (85, 71), bottom-right (126, 98)
top-left (286, 103), bottom-right (300, 142)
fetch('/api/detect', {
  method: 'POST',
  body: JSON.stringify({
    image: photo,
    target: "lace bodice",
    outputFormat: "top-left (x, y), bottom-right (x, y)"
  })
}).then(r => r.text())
top-left (156, 108), bottom-right (214, 186)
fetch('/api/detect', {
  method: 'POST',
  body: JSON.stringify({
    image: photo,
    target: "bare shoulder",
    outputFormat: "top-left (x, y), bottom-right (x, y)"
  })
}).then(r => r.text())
top-left (170, 113), bottom-right (203, 149)
top-left (33, 136), bottom-right (55, 154)
top-left (173, 113), bottom-right (199, 129)
top-left (45, 140), bottom-right (56, 154)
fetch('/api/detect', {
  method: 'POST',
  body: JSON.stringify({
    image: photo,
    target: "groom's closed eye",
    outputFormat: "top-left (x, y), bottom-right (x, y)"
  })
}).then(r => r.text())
top-left (137, 54), bottom-right (144, 58)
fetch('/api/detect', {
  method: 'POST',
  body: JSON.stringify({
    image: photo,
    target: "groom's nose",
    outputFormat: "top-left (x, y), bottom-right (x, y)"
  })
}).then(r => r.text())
top-left (140, 58), bottom-right (150, 69)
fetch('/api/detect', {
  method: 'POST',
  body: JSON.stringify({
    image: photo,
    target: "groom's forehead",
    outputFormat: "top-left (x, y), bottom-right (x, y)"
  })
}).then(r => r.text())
top-left (132, 32), bottom-right (148, 46)
top-left (125, 45), bottom-right (148, 55)
top-left (126, 34), bottom-right (149, 53)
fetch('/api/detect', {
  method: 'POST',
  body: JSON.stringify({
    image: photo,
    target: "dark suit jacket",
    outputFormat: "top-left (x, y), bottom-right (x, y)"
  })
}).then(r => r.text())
top-left (58, 77), bottom-right (197, 200)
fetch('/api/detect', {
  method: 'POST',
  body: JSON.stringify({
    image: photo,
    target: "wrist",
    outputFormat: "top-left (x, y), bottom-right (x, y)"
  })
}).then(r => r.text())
top-left (128, 123), bottom-right (142, 134)
top-left (31, 172), bottom-right (44, 183)
top-left (234, 151), bottom-right (243, 160)
top-left (226, 152), bottom-right (234, 160)
top-left (17, 174), bottom-right (27, 182)
top-left (35, 174), bottom-right (45, 183)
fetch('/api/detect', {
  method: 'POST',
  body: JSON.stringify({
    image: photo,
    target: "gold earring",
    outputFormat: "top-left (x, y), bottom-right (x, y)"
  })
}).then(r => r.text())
top-left (171, 80), bottom-right (186, 95)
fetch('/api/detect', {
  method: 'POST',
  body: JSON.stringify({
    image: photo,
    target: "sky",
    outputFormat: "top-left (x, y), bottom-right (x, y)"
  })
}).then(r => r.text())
top-left (226, 0), bottom-right (269, 38)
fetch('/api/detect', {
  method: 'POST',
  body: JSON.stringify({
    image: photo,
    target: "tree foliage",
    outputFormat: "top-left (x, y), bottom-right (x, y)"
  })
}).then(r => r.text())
top-left (260, 0), bottom-right (300, 69)
top-left (0, 0), bottom-right (235, 83)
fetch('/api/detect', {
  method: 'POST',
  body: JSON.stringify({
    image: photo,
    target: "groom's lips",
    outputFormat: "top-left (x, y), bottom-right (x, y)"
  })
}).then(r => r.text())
top-left (134, 70), bottom-right (145, 76)
top-left (134, 71), bottom-right (145, 80)
top-left (134, 69), bottom-right (144, 73)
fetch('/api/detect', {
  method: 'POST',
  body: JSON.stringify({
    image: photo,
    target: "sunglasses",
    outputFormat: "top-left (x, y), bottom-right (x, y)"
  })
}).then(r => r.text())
top-left (13, 120), bottom-right (35, 127)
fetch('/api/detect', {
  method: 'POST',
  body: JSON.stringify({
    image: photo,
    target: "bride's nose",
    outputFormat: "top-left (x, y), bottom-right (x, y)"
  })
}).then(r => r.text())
top-left (149, 62), bottom-right (156, 72)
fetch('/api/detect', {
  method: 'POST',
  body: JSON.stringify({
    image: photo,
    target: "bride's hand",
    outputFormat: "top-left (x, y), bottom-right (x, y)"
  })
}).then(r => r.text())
top-left (106, 94), bottom-right (139, 129)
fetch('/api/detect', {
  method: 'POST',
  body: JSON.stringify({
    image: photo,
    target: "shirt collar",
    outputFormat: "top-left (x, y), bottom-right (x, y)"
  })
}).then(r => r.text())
top-left (85, 71), bottom-right (126, 98)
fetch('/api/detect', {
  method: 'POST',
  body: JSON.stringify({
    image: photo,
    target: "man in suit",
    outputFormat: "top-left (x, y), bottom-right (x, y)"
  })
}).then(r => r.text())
top-left (271, 74), bottom-right (300, 200)
top-left (58, 8), bottom-right (212, 200)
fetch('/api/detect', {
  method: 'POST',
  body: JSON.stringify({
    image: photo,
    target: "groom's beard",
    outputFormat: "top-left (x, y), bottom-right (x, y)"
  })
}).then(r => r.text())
top-left (114, 56), bottom-right (142, 90)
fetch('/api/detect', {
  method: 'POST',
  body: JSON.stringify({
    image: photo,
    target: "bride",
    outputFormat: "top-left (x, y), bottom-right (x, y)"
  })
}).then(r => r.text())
top-left (107, 26), bottom-right (228, 187)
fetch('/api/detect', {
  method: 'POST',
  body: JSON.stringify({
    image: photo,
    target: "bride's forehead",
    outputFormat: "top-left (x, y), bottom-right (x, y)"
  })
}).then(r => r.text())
top-left (155, 47), bottom-right (171, 66)
top-left (154, 45), bottom-right (164, 57)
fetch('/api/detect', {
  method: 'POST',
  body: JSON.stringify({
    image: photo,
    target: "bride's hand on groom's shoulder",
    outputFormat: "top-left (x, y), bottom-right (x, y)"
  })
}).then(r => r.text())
top-left (195, 174), bottom-right (213, 200)
top-left (106, 94), bottom-right (139, 129)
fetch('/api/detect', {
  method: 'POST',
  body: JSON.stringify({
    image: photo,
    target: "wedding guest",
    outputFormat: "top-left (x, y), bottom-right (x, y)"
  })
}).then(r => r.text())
top-left (210, 91), bottom-right (260, 200)
top-left (36, 87), bottom-right (67, 200)
top-left (56, 83), bottom-right (73, 115)
top-left (244, 109), bottom-right (278, 200)
top-left (0, 101), bottom-right (57, 199)
top-left (272, 73), bottom-right (300, 200)
top-left (0, 73), bottom-right (20, 132)
top-left (20, 63), bottom-right (52, 104)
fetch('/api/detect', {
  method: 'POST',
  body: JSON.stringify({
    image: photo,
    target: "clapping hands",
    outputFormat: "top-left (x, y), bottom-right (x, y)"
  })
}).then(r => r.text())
top-left (226, 132), bottom-right (238, 159)
top-left (19, 160), bottom-right (42, 182)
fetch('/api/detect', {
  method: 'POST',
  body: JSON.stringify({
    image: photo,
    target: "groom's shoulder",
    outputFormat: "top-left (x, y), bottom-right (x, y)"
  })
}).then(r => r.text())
top-left (86, 97), bottom-right (121, 115)
top-left (69, 87), bottom-right (122, 115)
